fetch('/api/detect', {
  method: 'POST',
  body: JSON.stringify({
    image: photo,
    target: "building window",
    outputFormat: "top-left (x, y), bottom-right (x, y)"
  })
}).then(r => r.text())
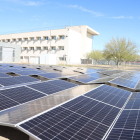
top-left (37, 47), bottom-right (41, 50)
top-left (19, 38), bottom-right (22, 41)
top-left (7, 39), bottom-right (10, 42)
top-left (43, 47), bottom-right (48, 50)
top-left (24, 47), bottom-right (28, 50)
top-left (52, 36), bottom-right (56, 40)
top-left (25, 38), bottom-right (28, 41)
top-left (30, 47), bottom-right (34, 50)
top-left (59, 36), bottom-right (65, 39)
top-left (13, 39), bottom-right (16, 42)
top-left (44, 37), bottom-right (48, 40)
top-left (31, 38), bottom-right (34, 41)
top-left (2, 40), bottom-right (5, 42)
top-left (20, 56), bottom-right (23, 59)
top-left (37, 37), bottom-right (41, 40)
top-left (59, 57), bottom-right (66, 61)
top-left (59, 46), bottom-right (64, 50)
top-left (51, 46), bottom-right (56, 50)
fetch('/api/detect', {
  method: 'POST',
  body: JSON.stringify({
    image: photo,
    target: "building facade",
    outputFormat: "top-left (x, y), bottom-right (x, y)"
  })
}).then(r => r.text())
top-left (0, 25), bottom-right (99, 65)
top-left (0, 42), bottom-right (21, 63)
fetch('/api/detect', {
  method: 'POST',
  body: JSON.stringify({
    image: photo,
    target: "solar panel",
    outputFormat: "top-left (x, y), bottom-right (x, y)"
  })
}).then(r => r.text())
top-left (84, 85), bottom-right (131, 108)
top-left (107, 110), bottom-right (140, 140)
top-left (0, 73), bottom-right (11, 78)
top-left (15, 71), bottom-right (43, 76)
top-left (28, 82), bottom-right (64, 95)
top-left (18, 86), bottom-right (126, 140)
top-left (0, 86), bottom-right (46, 104)
top-left (110, 77), bottom-right (138, 89)
top-left (87, 72), bottom-right (106, 78)
top-left (38, 73), bottom-right (67, 79)
top-left (125, 92), bottom-right (140, 109)
top-left (0, 94), bottom-right (19, 111)
top-left (28, 80), bottom-right (77, 95)
top-left (69, 75), bottom-right (98, 83)
top-left (48, 79), bottom-right (77, 89)
top-left (14, 76), bottom-right (40, 83)
top-left (0, 77), bottom-right (21, 86)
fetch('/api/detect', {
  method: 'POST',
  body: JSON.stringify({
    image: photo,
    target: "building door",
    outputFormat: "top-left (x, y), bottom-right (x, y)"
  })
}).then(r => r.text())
top-left (3, 47), bottom-right (13, 63)
top-left (30, 57), bottom-right (40, 64)
top-left (24, 56), bottom-right (29, 63)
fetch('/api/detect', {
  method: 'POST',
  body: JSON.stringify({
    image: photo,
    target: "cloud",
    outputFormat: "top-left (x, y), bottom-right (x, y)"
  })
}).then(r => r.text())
top-left (109, 16), bottom-right (133, 19)
top-left (59, 4), bottom-right (104, 17)
top-left (30, 18), bottom-right (39, 21)
top-left (3, 0), bottom-right (44, 6)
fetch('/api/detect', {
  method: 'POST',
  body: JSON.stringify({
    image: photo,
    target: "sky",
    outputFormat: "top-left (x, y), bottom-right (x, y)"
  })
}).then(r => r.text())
top-left (0, 0), bottom-right (140, 50)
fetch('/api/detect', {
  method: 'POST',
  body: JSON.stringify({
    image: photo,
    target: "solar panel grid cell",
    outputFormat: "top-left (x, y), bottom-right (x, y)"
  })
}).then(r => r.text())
top-left (107, 110), bottom-right (140, 140)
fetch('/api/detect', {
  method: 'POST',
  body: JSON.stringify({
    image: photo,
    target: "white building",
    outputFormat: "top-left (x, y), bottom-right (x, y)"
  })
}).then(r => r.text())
top-left (0, 25), bottom-right (99, 65)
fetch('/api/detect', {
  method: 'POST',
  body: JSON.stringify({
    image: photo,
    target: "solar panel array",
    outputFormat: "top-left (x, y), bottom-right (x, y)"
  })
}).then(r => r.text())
top-left (18, 85), bottom-right (132, 140)
top-left (1, 64), bottom-right (140, 140)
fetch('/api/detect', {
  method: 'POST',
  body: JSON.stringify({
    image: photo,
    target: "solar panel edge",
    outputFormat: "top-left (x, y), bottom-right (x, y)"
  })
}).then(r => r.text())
top-left (103, 92), bottom-right (133, 140)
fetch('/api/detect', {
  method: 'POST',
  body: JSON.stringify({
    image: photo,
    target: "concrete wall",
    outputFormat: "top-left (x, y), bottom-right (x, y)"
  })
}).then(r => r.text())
top-left (67, 29), bottom-right (81, 64)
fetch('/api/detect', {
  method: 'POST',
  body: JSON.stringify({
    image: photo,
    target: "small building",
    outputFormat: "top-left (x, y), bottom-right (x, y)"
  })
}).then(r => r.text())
top-left (0, 42), bottom-right (21, 63)
top-left (0, 25), bottom-right (99, 65)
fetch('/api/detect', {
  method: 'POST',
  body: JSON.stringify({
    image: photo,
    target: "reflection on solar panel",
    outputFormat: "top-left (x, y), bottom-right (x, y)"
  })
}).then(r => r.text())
top-left (125, 92), bottom-right (140, 109)
top-left (87, 72), bottom-right (105, 78)
top-left (0, 86), bottom-right (46, 104)
top-left (107, 110), bottom-right (140, 140)
top-left (15, 71), bottom-right (43, 76)
top-left (0, 73), bottom-right (11, 78)
top-left (69, 75), bottom-right (98, 83)
top-left (28, 80), bottom-right (77, 95)
top-left (110, 78), bottom-right (138, 89)
top-left (48, 80), bottom-right (77, 89)
top-left (38, 73), bottom-right (66, 79)
top-left (84, 85), bottom-right (131, 108)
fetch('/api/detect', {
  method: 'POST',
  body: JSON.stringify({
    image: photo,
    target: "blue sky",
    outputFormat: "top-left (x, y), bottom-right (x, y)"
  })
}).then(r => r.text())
top-left (0, 0), bottom-right (140, 50)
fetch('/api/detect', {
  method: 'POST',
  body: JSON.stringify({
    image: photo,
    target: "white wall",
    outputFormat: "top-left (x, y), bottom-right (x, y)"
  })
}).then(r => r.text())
top-left (85, 32), bottom-right (92, 53)
top-left (67, 29), bottom-right (81, 65)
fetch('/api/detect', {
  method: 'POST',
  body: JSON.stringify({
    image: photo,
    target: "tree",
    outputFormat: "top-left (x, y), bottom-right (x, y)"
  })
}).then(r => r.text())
top-left (90, 50), bottom-right (103, 65)
top-left (103, 37), bottom-right (139, 67)
top-left (103, 50), bottom-right (112, 65)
